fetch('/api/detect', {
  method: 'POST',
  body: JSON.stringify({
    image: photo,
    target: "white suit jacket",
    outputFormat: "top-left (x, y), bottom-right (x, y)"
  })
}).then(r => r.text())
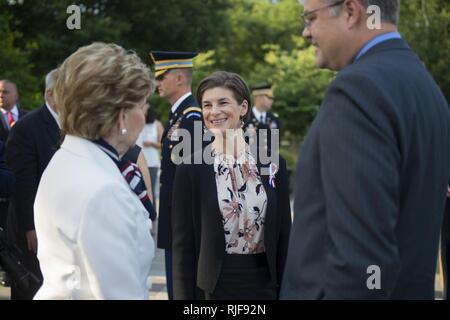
top-left (33, 135), bottom-right (154, 299)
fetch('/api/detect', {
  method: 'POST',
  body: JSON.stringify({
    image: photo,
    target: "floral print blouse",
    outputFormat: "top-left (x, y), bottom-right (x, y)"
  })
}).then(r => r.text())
top-left (213, 146), bottom-right (267, 254)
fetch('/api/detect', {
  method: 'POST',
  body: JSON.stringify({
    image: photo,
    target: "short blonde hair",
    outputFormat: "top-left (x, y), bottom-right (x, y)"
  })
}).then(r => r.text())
top-left (55, 42), bottom-right (154, 139)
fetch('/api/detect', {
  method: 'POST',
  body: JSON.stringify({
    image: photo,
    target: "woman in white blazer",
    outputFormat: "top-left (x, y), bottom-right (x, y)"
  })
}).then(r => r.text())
top-left (33, 42), bottom-right (155, 299)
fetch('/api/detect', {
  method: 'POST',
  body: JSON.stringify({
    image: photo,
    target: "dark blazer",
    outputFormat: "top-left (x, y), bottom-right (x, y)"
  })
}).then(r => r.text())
top-left (6, 105), bottom-right (60, 234)
top-left (0, 107), bottom-right (27, 143)
top-left (158, 93), bottom-right (202, 250)
top-left (0, 141), bottom-right (15, 198)
top-left (171, 154), bottom-right (291, 299)
top-left (281, 39), bottom-right (450, 299)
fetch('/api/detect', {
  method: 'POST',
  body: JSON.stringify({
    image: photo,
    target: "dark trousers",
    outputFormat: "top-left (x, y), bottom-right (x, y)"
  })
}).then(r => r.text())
top-left (205, 253), bottom-right (277, 300)
top-left (165, 250), bottom-right (173, 300)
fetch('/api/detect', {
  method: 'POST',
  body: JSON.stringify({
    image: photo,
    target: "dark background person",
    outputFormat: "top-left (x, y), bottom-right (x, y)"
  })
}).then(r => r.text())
top-left (150, 50), bottom-right (203, 300)
top-left (0, 80), bottom-right (27, 144)
top-left (171, 71), bottom-right (291, 300)
top-left (244, 84), bottom-right (281, 158)
top-left (5, 69), bottom-right (60, 299)
top-left (33, 42), bottom-right (155, 299)
top-left (0, 80), bottom-right (27, 230)
top-left (245, 85), bottom-right (280, 131)
top-left (281, 0), bottom-right (450, 299)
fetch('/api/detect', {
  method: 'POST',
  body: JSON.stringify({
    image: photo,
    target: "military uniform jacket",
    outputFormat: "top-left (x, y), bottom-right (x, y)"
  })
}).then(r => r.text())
top-left (244, 110), bottom-right (280, 131)
top-left (158, 94), bottom-right (202, 250)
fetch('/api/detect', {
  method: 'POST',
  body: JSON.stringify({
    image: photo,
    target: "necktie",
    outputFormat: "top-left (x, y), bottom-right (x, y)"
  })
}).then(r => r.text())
top-left (260, 114), bottom-right (264, 125)
top-left (7, 111), bottom-right (15, 128)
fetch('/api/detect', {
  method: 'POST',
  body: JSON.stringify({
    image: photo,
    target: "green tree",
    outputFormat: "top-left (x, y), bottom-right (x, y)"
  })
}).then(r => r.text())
top-left (0, 11), bottom-right (39, 108)
top-left (399, 0), bottom-right (450, 100)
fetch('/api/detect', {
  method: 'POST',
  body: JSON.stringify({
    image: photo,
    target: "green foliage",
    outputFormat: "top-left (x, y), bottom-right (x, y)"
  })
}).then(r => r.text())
top-left (399, 0), bottom-right (450, 100)
top-left (0, 0), bottom-right (448, 166)
top-left (214, 0), bottom-right (303, 75)
top-left (248, 37), bottom-right (335, 139)
top-left (0, 11), bottom-right (39, 108)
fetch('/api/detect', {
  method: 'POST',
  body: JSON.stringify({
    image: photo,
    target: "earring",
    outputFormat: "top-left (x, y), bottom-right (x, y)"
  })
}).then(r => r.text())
top-left (240, 120), bottom-right (245, 128)
top-left (121, 128), bottom-right (128, 135)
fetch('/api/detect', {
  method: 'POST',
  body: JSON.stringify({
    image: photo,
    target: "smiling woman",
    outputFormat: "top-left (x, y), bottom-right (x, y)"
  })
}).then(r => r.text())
top-left (171, 71), bottom-right (292, 300)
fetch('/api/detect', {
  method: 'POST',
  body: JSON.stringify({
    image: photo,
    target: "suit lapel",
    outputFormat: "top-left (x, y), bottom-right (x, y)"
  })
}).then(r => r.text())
top-left (0, 113), bottom-right (8, 132)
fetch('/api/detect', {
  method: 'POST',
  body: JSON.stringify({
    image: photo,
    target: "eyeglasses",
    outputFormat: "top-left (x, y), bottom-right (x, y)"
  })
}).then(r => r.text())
top-left (302, 0), bottom-right (345, 28)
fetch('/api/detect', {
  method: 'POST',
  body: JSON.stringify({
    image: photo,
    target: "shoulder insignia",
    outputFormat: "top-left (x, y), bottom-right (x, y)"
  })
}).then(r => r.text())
top-left (182, 106), bottom-right (202, 119)
top-left (183, 106), bottom-right (202, 115)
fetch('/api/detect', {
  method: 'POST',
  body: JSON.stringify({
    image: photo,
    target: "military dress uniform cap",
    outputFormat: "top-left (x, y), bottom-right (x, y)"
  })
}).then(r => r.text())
top-left (150, 51), bottom-right (198, 78)
top-left (252, 84), bottom-right (274, 98)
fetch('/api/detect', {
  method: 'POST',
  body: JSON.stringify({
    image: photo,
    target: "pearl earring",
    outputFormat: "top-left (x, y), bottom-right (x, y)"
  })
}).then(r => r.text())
top-left (121, 128), bottom-right (128, 135)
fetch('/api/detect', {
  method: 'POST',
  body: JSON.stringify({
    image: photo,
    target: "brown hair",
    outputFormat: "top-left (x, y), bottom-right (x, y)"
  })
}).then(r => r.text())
top-left (196, 71), bottom-right (252, 121)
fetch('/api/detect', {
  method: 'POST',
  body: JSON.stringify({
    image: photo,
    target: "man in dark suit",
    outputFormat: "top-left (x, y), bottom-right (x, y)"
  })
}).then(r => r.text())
top-left (281, 0), bottom-right (450, 299)
top-left (5, 69), bottom-right (60, 299)
top-left (0, 80), bottom-right (27, 144)
top-left (0, 80), bottom-right (26, 229)
top-left (150, 51), bottom-right (203, 300)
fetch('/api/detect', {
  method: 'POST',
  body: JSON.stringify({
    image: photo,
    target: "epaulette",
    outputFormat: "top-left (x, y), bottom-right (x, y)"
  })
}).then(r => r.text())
top-left (182, 106), bottom-right (202, 119)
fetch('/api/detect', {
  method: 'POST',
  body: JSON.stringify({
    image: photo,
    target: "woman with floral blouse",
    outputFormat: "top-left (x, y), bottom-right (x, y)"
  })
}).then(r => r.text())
top-left (171, 71), bottom-right (291, 300)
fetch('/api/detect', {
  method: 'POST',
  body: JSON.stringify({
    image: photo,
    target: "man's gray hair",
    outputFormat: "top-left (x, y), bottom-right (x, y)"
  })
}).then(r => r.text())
top-left (325, 0), bottom-right (400, 25)
top-left (45, 68), bottom-right (58, 93)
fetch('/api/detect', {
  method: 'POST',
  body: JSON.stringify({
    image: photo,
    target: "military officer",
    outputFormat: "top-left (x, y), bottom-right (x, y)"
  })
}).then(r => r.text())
top-left (245, 84), bottom-right (280, 131)
top-left (150, 51), bottom-right (202, 300)
top-left (244, 84), bottom-right (280, 156)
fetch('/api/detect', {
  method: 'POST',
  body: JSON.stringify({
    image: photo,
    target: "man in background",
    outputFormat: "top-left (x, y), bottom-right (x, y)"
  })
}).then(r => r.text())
top-left (0, 80), bottom-right (27, 230)
top-left (150, 51), bottom-right (202, 300)
top-left (5, 69), bottom-right (60, 299)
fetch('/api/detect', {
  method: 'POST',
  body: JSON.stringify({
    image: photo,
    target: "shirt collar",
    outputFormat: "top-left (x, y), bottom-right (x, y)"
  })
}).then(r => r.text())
top-left (354, 32), bottom-right (402, 61)
top-left (1, 105), bottom-right (19, 117)
top-left (45, 102), bottom-right (61, 129)
top-left (171, 92), bottom-right (192, 114)
top-left (252, 107), bottom-right (266, 121)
